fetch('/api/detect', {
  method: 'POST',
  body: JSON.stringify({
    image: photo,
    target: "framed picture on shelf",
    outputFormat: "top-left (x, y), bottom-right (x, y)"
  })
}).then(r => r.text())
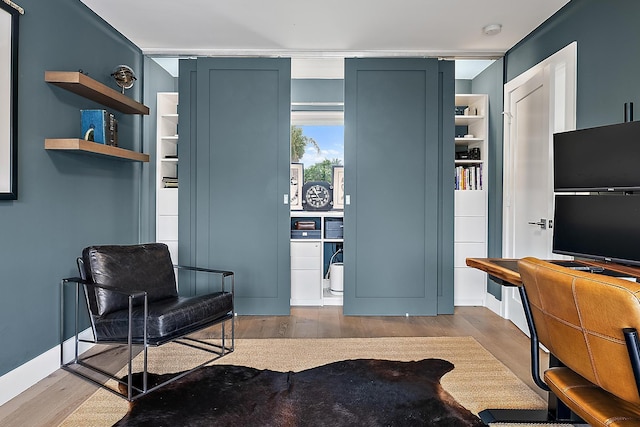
top-left (332, 166), bottom-right (344, 210)
top-left (290, 163), bottom-right (303, 210)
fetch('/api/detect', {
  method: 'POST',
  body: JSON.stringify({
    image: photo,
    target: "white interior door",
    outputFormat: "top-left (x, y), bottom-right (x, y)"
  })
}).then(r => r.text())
top-left (510, 70), bottom-right (552, 259)
top-left (503, 43), bottom-right (577, 333)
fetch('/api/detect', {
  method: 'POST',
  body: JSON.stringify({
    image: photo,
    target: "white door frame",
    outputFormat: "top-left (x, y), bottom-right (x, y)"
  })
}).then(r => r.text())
top-left (501, 42), bottom-right (577, 329)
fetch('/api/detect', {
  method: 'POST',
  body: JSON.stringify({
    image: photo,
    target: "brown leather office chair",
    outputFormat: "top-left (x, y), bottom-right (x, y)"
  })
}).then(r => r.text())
top-left (518, 257), bottom-right (640, 426)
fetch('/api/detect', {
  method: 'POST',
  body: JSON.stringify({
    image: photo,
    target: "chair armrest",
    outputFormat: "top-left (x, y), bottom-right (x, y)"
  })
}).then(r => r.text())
top-left (62, 277), bottom-right (147, 299)
top-left (173, 265), bottom-right (234, 293)
top-left (174, 265), bottom-right (234, 277)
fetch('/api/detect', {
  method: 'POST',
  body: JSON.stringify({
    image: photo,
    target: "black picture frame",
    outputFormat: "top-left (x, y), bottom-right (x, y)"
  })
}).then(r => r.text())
top-left (0, 2), bottom-right (19, 200)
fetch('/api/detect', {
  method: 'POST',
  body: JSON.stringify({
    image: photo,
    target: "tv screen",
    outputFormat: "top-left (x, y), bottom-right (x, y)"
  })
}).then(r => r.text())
top-left (552, 194), bottom-right (640, 266)
top-left (553, 121), bottom-right (640, 191)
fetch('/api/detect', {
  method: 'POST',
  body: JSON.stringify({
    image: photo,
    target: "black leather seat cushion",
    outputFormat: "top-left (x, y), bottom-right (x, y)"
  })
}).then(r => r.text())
top-left (93, 292), bottom-right (233, 344)
top-left (82, 244), bottom-right (178, 316)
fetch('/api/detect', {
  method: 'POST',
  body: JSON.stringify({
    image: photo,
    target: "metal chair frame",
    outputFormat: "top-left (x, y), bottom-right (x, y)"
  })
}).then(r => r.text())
top-left (60, 265), bottom-right (234, 401)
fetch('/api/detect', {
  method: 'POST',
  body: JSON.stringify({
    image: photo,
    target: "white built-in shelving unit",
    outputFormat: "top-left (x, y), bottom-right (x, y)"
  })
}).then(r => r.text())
top-left (156, 92), bottom-right (179, 263)
top-left (454, 94), bottom-right (488, 306)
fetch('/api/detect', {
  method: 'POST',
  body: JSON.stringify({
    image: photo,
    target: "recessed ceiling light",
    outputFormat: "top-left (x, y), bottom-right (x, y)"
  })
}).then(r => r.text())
top-left (483, 24), bottom-right (502, 36)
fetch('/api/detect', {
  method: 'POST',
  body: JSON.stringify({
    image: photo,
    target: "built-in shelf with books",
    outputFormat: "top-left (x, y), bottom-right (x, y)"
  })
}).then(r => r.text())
top-left (44, 71), bottom-right (150, 162)
top-left (156, 92), bottom-right (179, 263)
top-left (454, 94), bottom-right (488, 306)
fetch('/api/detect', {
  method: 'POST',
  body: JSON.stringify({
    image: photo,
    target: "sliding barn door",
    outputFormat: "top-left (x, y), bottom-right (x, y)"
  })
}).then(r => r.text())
top-left (178, 58), bottom-right (291, 315)
top-left (343, 58), bottom-right (454, 315)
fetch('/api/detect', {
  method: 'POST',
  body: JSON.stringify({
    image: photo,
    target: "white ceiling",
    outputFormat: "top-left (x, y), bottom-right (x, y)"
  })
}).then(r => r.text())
top-left (81, 0), bottom-right (570, 78)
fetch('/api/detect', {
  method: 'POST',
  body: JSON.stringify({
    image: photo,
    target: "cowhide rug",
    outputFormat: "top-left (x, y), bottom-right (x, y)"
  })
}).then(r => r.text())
top-left (115, 358), bottom-right (487, 426)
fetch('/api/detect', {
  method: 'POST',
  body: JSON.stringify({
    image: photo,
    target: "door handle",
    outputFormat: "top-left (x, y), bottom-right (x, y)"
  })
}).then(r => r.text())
top-left (528, 219), bottom-right (547, 230)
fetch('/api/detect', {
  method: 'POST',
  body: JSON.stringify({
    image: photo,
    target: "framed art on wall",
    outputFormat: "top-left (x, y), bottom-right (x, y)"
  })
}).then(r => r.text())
top-left (332, 166), bottom-right (344, 210)
top-left (0, 1), bottom-right (20, 200)
top-left (290, 163), bottom-right (303, 210)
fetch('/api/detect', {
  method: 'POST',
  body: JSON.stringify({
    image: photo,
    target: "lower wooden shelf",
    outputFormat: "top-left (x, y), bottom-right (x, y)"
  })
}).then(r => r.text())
top-left (45, 139), bottom-right (149, 162)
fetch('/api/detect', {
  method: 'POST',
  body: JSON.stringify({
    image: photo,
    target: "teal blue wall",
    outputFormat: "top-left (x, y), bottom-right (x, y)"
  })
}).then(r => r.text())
top-left (471, 59), bottom-right (504, 299)
top-left (0, 0), bottom-right (145, 376)
top-left (454, 61), bottom-right (505, 300)
top-left (506, 0), bottom-right (640, 128)
top-left (291, 79), bottom-right (343, 109)
top-left (488, 0), bottom-right (640, 298)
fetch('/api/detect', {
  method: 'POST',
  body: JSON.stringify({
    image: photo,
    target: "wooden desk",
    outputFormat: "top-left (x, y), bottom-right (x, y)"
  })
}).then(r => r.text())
top-left (466, 257), bottom-right (640, 287)
top-left (465, 258), bottom-right (522, 286)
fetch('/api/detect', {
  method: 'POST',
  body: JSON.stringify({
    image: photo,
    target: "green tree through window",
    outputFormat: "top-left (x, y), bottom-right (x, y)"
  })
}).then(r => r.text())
top-left (291, 125), bottom-right (319, 163)
top-left (305, 159), bottom-right (342, 182)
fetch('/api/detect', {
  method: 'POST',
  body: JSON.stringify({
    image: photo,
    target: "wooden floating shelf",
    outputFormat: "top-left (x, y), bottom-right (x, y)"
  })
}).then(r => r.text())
top-left (45, 139), bottom-right (150, 162)
top-left (45, 71), bottom-right (149, 115)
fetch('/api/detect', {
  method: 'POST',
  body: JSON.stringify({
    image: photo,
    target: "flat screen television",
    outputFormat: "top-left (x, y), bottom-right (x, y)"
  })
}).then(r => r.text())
top-left (552, 194), bottom-right (640, 266)
top-left (553, 121), bottom-right (640, 191)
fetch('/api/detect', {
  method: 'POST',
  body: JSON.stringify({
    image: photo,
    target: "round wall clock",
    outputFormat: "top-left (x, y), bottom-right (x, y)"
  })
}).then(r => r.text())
top-left (302, 181), bottom-right (333, 211)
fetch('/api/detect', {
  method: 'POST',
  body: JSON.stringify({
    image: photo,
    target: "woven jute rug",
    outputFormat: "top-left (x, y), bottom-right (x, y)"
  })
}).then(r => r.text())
top-left (60, 337), bottom-right (569, 426)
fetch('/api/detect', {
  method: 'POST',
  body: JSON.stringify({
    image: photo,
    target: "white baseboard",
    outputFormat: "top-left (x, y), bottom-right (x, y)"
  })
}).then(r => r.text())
top-left (484, 292), bottom-right (503, 317)
top-left (0, 329), bottom-right (94, 406)
top-left (454, 299), bottom-right (486, 307)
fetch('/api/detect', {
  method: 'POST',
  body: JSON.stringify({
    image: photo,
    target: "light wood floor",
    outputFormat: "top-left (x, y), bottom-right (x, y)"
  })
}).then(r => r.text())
top-left (0, 306), bottom-right (548, 426)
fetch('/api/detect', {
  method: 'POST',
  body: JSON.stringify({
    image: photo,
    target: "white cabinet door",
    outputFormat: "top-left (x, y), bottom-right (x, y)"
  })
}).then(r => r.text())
top-left (291, 241), bottom-right (322, 304)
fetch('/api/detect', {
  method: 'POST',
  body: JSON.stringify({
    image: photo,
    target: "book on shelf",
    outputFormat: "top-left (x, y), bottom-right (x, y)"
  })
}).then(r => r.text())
top-left (162, 177), bottom-right (178, 188)
top-left (455, 164), bottom-right (482, 190)
top-left (162, 176), bottom-right (178, 188)
top-left (108, 113), bottom-right (118, 147)
top-left (81, 109), bottom-right (118, 146)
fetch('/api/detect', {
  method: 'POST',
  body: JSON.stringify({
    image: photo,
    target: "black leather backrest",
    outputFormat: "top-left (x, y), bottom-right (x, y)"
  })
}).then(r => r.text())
top-left (81, 243), bottom-right (178, 316)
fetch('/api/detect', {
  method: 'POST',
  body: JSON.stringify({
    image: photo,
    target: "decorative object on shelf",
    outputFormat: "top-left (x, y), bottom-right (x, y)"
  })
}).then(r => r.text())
top-left (455, 106), bottom-right (467, 116)
top-left (468, 147), bottom-right (481, 160)
top-left (332, 166), bottom-right (344, 210)
top-left (290, 163), bottom-right (303, 210)
top-left (294, 221), bottom-right (316, 230)
top-left (111, 65), bottom-right (136, 94)
top-left (302, 181), bottom-right (333, 211)
top-left (325, 218), bottom-right (344, 239)
top-left (455, 151), bottom-right (470, 160)
top-left (455, 125), bottom-right (468, 138)
top-left (0, 1), bottom-right (19, 199)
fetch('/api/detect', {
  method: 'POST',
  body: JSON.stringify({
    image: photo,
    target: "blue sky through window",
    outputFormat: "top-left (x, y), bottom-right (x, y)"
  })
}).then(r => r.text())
top-left (298, 125), bottom-right (344, 168)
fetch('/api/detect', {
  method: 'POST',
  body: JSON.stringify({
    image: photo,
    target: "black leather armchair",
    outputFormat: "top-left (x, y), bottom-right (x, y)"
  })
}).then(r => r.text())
top-left (60, 243), bottom-right (234, 400)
